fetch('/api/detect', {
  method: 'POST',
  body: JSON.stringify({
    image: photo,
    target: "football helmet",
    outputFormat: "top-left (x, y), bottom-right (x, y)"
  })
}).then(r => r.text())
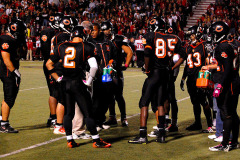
top-left (101, 21), bottom-right (113, 31)
top-left (59, 16), bottom-right (78, 33)
top-left (8, 19), bottom-right (26, 39)
top-left (209, 21), bottom-right (229, 43)
top-left (49, 13), bottom-right (63, 29)
top-left (71, 25), bottom-right (87, 41)
top-left (186, 25), bottom-right (198, 37)
top-left (148, 18), bottom-right (166, 32)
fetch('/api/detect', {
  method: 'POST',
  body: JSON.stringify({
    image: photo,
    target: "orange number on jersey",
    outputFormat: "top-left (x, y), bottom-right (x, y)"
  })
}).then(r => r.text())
top-left (155, 38), bottom-right (177, 58)
top-left (64, 47), bottom-right (76, 68)
top-left (187, 52), bottom-right (201, 68)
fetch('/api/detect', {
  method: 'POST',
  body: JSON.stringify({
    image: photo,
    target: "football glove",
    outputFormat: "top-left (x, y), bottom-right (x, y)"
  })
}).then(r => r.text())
top-left (180, 79), bottom-right (185, 91)
top-left (213, 84), bottom-right (222, 97)
top-left (13, 69), bottom-right (21, 87)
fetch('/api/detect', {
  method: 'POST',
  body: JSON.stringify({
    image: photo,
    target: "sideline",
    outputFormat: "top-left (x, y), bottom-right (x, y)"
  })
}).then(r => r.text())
top-left (0, 96), bottom-right (190, 158)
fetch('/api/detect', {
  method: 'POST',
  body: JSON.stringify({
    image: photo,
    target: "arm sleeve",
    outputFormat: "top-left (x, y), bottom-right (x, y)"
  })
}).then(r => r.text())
top-left (219, 46), bottom-right (234, 86)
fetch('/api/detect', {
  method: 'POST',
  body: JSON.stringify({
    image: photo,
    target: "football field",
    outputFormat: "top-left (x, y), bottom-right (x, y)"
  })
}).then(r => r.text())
top-left (0, 61), bottom-right (240, 159)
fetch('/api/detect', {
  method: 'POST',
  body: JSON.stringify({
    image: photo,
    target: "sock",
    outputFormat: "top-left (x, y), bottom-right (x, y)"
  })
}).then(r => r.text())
top-left (212, 118), bottom-right (216, 127)
top-left (139, 127), bottom-right (147, 138)
top-left (1, 120), bottom-right (9, 126)
top-left (50, 114), bottom-right (57, 119)
top-left (66, 135), bottom-right (73, 141)
top-left (92, 134), bottom-right (100, 142)
top-left (158, 116), bottom-right (165, 129)
top-left (55, 123), bottom-right (63, 127)
top-left (172, 119), bottom-right (177, 126)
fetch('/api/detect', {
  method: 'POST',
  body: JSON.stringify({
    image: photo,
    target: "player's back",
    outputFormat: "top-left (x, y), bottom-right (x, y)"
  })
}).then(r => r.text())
top-left (57, 41), bottom-right (94, 79)
top-left (144, 32), bottom-right (182, 70)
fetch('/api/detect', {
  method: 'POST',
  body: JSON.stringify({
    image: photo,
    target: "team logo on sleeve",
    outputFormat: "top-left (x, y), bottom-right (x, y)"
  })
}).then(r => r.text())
top-left (41, 35), bottom-right (48, 42)
top-left (221, 52), bottom-right (228, 58)
top-left (2, 43), bottom-right (9, 49)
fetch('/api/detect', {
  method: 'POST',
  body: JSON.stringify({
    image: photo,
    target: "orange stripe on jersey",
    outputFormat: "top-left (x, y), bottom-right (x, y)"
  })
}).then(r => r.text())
top-left (145, 45), bottom-right (152, 49)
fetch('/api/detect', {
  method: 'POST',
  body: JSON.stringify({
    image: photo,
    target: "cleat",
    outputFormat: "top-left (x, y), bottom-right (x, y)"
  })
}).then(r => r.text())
top-left (73, 133), bottom-right (91, 140)
top-left (93, 141), bottom-right (111, 148)
top-left (186, 123), bottom-right (202, 131)
top-left (229, 142), bottom-right (239, 151)
top-left (209, 144), bottom-right (230, 152)
top-left (208, 134), bottom-right (217, 139)
top-left (202, 127), bottom-right (215, 133)
top-left (156, 129), bottom-right (166, 143)
top-left (156, 136), bottom-right (166, 143)
top-left (0, 123), bottom-right (18, 133)
top-left (0, 116), bottom-right (2, 121)
top-left (67, 140), bottom-right (80, 148)
top-left (166, 125), bottom-right (178, 132)
top-left (103, 118), bottom-right (118, 127)
top-left (121, 119), bottom-right (128, 127)
top-left (148, 130), bottom-right (159, 138)
top-left (96, 125), bottom-right (103, 132)
top-left (50, 119), bottom-right (56, 130)
top-left (128, 136), bottom-right (148, 144)
top-left (53, 126), bottom-right (65, 134)
top-left (214, 136), bottom-right (223, 142)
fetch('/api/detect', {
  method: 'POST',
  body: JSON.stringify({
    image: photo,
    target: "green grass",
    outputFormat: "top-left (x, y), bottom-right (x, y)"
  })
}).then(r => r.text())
top-left (0, 61), bottom-right (240, 159)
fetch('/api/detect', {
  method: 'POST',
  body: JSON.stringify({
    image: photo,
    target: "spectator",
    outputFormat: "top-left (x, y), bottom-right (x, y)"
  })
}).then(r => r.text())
top-left (26, 37), bottom-right (33, 61)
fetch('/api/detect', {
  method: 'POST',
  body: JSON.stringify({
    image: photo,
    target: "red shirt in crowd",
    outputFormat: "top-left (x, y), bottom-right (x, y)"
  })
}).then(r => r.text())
top-left (27, 40), bottom-right (34, 50)
top-left (0, 14), bottom-right (8, 25)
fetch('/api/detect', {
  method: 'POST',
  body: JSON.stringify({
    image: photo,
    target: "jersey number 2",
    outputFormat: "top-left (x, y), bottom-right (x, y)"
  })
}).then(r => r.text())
top-left (64, 47), bottom-right (76, 68)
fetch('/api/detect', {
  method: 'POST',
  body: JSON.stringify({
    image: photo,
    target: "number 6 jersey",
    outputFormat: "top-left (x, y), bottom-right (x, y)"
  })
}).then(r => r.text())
top-left (143, 32), bottom-right (185, 70)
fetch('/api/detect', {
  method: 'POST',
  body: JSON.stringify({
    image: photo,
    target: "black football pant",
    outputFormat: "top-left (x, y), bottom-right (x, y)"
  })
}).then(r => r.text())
top-left (187, 76), bottom-right (212, 127)
top-left (109, 73), bottom-right (126, 120)
top-left (62, 80), bottom-right (98, 136)
top-left (92, 77), bottom-right (114, 126)
top-left (136, 51), bottom-right (144, 68)
top-left (139, 69), bottom-right (168, 108)
top-left (217, 87), bottom-right (239, 146)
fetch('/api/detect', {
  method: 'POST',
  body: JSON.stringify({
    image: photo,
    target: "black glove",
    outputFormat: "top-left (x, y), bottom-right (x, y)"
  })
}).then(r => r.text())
top-left (180, 79), bottom-right (185, 91)
top-left (12, 69), bottom-right (21, 87)
top-left (121, 66), bottom-right (127, 71)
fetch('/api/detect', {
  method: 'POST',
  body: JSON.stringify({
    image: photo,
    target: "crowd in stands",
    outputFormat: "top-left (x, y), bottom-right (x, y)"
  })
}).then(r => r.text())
top-left (1, 0), bottom-right (239, 60)
top-left (197, 0), bottom-right (240, 40)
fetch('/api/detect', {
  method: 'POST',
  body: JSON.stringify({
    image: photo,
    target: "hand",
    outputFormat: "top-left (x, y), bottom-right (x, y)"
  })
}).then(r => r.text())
top-left (13, 69), bottom-right (21, 87)
top-left (56, 75), bottom-right (63, 83)
top-left (180, 79), bottom-right (185, 91)
top-left (213, 84), bottom-right (222, 97)
top-left (83, 80), bottom-right (91, 87)
top-left (201, 66), bottom-right (209, 70)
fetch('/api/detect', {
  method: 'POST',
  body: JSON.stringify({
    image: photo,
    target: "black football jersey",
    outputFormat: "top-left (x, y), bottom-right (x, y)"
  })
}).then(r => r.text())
top-left (185, 42), bottom-right (207, 78)
top-left (51, 41), bottom-right (97, 79)
top-left (212, 40), bottom-right (235, 86)
top-left (50, 32), bottom-right (70, 55)
top-left (88, 36), bottom-right (116, 74)
top-left (40, 27), bottom-right (56, 60)
top-left (0, 35), bottom-right (19, 78)
top-left (111, 34), bottom-right (129, 70)
top-left (143, 32), bottom-right (185, 70)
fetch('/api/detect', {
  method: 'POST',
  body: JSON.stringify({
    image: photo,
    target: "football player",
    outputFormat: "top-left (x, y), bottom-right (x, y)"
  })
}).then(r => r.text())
top-left (101, 21), bottom-right (133, 127)
top-left (203, 21), bottom-right (239, 152)
top-left (128, 18), bottom-right (186, 144)
top-left (180, 25), bottom-right (213, 132)
top-left (50, 15), bottom-right (77, 134)
top-left (88, 23), bottom-right (117, 131)
top-left (40, 13), bottom-right (62, 128)
top-left (46, 25), bottom-right (111, 148)
top-left (0, 19), bottom-right (26, 133)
